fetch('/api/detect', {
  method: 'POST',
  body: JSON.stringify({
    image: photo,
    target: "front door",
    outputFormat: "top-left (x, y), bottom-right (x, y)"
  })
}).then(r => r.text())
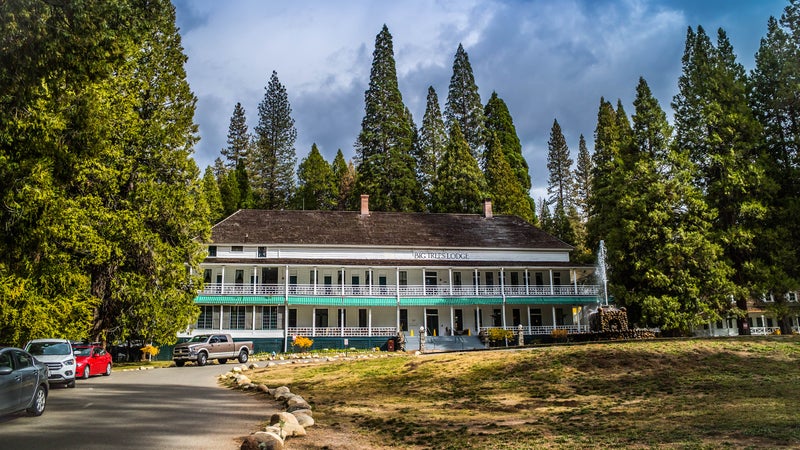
top-left (454, 309), bottom-right (464, 332)
top-left (400, 309), bottom-right (408, 332)
top-left (426, 308), bottom-right (439, 336)
top-left (262, 268), bottom-right (278, 285)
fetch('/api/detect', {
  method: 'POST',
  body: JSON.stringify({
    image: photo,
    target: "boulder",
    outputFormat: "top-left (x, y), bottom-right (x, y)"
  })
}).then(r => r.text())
top-left (241, 432), bottom-right (284, 450)
top-left (286, 395), bottom-right (307, 407)
top-left (264, 425), bottom-right (288, 439)
top-left (232, 366), bottom-right (242, 373)
top-left (270, 411), bottom-right (299, 426)
top-left (289, 408), bottom-right (312, 417)
top-left (257, 384), bottom-right (270, 393)
top-left (293, 412), bottom-right (315, 427)
top-left (272, 386), bottom-right (291, 398)
top-left (287, 403), bottom-right (312, 413)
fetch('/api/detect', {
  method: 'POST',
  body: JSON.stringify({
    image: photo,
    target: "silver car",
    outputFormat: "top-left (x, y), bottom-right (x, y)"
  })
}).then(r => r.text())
top-left (0, 347), bottom-right (49, 416)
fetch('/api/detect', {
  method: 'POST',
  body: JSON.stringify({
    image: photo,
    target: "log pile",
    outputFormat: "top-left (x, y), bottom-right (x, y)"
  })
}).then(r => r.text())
top-left (590, 306), bottom-right (629, 332)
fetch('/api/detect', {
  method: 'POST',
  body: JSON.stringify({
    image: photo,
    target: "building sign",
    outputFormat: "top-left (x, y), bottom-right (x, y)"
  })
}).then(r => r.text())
top-left (412, 250), bottom-right (469, 260)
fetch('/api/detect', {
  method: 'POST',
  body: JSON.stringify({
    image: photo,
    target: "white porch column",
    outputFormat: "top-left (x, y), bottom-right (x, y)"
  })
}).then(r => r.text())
top-left (422, 268), bottom-right (426, 296)
top-left (368, 308), bottom-right (372, 336)
top-left (396, 267), bottom-right (401, 331)
top-left (549, 269), bottom-right (554, 295)
top-left (448, 269), bottom-right (453, 295)
top-left (340, 268), bottom-right (345, 296)
top-left (572, 269), bottom-right (578, 295)
top-left (527, 306), bottom-right (531, 331)
top-left (313, 267), bottom-right (318, 295)
top-left (450, 306), bottom-right (455, 335)
top-left (476, 307), bottom-right (481, 331)
top-left (252, 305), bottom-right (256, 330)
top-left (221, 266), bottom-right (226, 294)
top-left (525, 269), bottom-right (530, 295)
top-left (500, 267), bottom-right (505, 296)
top-left (312, 307), bottom-right (316, 337)
top-left (552, 307), bottom-right (557, 330)
top-left (219, 305), bottom-right (224, 331)
top-left (368, 269), bottom-right (373, 295)
top-left (474, 269), bottom-right (479, 295)
top-left (501, 297), bottom-right (507, 329)
top-left (253, 266), bottom-right (258, 294)
top-left (340, 308), bottom-right (345, 336)
top-left (576, 306), bottom-right (581, 332)
top-left (283, 302), bottom-right (289, 353)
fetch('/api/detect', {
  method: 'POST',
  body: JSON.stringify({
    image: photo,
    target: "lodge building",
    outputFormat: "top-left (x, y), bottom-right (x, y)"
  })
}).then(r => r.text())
top-left (183, 196), bottom-right (600, 353)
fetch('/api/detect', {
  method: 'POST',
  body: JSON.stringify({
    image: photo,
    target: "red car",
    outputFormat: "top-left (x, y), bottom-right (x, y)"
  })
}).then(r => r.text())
top-left (72, 344), bottom-right (112, 379)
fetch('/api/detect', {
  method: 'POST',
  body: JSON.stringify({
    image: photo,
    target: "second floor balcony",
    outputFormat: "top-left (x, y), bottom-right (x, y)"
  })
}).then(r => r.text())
top-left (200, 282), bottom-right (601, 298)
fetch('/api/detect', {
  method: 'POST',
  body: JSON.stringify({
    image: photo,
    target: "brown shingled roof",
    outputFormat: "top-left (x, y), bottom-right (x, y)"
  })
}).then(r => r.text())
top-left (210, 209), bottom-right (572, 250)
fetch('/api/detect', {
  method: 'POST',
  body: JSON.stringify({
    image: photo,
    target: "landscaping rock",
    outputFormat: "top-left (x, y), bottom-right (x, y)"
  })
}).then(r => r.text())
top-left (293, 412), bottom-right (315, 427)
top-left (242, 431), bottom-right (284, 450)
top-left (287, 402), bottom-right (312, 413)
top-left (270, 411), bottom-right (299, 426)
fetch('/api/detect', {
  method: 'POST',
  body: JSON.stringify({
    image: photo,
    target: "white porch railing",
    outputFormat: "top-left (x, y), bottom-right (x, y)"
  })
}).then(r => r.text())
top-left (201, 283), bottom-right (600, 298)
top-left (479, 325), bottom-right (583, 335)
top-left (750, 327), bottom-right (782, 335)
top-left (288, 327), bottom-right (397, 337)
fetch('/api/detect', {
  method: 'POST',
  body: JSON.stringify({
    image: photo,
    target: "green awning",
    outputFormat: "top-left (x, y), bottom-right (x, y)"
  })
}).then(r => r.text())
top-left (288, 297), bottom-right (398, 307)
top-left (194, 295), bottom-right (284, 305)
top-left (400, 297), bottom-right (500, 306)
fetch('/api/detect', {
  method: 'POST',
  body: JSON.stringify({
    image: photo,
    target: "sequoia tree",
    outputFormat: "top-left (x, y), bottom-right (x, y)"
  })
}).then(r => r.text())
top-left (445, 44), bottom-right (486, 161)
top-left (296, 144), bottom-right (337, 210)
top-left (432, 124), bottom-right (487, 213)
top-left (416, 86), bottom-right (447, 210)
top-left (484, 133), bottom-right (536, 223)
top-left (354, 25), bottom-right (422, 211)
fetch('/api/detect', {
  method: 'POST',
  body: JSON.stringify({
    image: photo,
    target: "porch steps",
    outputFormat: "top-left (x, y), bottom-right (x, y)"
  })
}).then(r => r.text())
top-left (402, 334), bottom-right (486, 353)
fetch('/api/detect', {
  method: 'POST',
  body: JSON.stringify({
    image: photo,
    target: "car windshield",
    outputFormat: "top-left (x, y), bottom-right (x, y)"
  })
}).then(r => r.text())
top-left (188, 335), bottom-right (210, 343)
top-left (72, 347), bottom-right (92, 356)
top-left (27, 342), bottom-right (72, 356)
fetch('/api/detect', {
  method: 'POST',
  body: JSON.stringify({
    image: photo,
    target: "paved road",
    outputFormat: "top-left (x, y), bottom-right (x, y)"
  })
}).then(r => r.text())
top-left (0, 363), bottom-right (278, 449)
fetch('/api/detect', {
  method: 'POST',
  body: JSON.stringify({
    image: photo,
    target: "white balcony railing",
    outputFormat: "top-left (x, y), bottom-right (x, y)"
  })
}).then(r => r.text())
top-left (288, 327), bottom-right (397, 337)
top-left (201, 283), bottom-right (600, 298)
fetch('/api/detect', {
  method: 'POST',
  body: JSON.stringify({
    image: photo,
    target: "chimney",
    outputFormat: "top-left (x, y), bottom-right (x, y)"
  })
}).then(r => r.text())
top-left (360, 194), bottom-right (370, 216)
top-left (483, 198), bottom-right (493, 218)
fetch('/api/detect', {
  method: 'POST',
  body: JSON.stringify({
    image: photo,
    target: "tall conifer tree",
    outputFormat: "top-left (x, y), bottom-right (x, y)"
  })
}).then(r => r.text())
top-left (295, 144), bottom-right (337, 210)
top-left (354, 25), bottom-right (421, 211)
top-left (253, 70), bottom-right (297, 210)
top-left (332, 149), bottom-right (356, 210)
top-left (484, 92), bottom-right (531, 192)
top-left (416, 86), bottom-right (447, 209)
top-left (221, 102), bottom-right (251, 169)
top-left (672, 26), bottom-right (766, 334)
top-left (432, 124), bottom-right (487, 213)
top-left (445, 44), bottom-right (486, 161)
top-left (484, 133), bottom-right (536, 223)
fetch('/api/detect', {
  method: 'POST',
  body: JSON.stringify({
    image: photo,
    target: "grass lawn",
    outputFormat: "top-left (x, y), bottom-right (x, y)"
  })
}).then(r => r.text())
top-left (246, 336), bottom-right (800, 449)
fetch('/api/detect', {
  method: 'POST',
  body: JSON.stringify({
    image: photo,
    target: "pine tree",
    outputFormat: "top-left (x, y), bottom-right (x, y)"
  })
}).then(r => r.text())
top-left (332, 149), bottom-right (356, 210)
top-left (252, 70), bottom-right (297, 210)
top-left (749, 7), bottom-right (800, 332)
top-left (416, 86), bottom-right (447, 209)
top-left (432, 124), bottom-right (487, 213)
top-left (445, 44), bottom-right (486, 161)
top-left (484, 91), bottom-right (531, 191)
top-left (537, 198), bottom-right (554, 235)
top-left (221, 102), bottom-right (251, 169)
top-left (571, 134), bottom-right (592, 258)
top-left (354, 25), bottom-right (422, 211)
top-left (587, 98), bottom-right (622, 252)
top-left (484, 133), bottom-right (536, 223)
top-left (202, 166), bottom-right (224, 223)
top-left (673, 26), bottom-right (766, 334)
top-left (546, 119), bottom-right (574, 208)
top-left (296, 144), bottom-right (337, 210)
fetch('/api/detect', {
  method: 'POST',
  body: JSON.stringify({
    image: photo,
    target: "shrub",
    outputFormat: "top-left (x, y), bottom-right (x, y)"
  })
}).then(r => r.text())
top-left (551, 329), bottom-right (569, 343)
top-left (292, 336), bottom-right (314, 352)
top-left (486, 328), bottom-right (514, 346)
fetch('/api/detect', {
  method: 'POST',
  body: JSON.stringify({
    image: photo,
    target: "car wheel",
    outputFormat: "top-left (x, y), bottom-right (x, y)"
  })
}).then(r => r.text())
top-left (238, 350), bottom-right (249, 364)
top-left (218, 358), bottom-right (227, 364)
top-left (103, 363), bottom-right (111, 376)
top-left (26, 385), bottom-right (47, 416)
top-left (196, 352), bottom-right (207, 366)
top-left (67, 379), bottom-right (76, 388)
top-left (174, 360), bottom-right (185, 367)
top-left (81, 366), bottom-right (90, 379)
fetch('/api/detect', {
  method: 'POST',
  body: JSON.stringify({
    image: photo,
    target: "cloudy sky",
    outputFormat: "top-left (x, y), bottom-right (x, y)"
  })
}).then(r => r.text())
top-left (172, 0), bottom-right (788, 201)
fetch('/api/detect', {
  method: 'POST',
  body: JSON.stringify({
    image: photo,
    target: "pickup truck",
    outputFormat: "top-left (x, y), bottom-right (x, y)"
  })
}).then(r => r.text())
top-left (172, 334), bottom-right (254, 367)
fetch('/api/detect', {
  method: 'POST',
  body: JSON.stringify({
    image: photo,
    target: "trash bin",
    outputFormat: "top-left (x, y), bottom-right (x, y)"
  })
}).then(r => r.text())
top-left (387, 338), bottom-right (395, 352)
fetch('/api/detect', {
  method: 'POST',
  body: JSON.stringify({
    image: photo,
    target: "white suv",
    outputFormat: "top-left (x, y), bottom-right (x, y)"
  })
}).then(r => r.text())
top-left (24, 339), bottom-right (76, 388)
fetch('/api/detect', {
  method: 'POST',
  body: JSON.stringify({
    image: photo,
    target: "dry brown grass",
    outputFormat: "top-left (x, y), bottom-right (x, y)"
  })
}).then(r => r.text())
top-left (247, 337), bottom-right (800, 449)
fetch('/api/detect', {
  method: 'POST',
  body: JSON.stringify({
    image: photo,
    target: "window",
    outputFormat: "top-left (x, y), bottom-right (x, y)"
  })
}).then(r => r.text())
top-left (399, 271), bottom-right (408, 286)
top-left (535, 272), bottom-right (543, 286)
top-left (510, 272), bottom-right (519, 286)
top-left (555, 307), bottom-right (565, 326)
top-left (261, 306), bottom-right (278, 329)
top-left (337, 308), bottom-right (347, 327)
top-left (231, 246), bottom-right (243, 252)
top-left (208, 246), bottom-right (217, 257)
top-left (453, 272), bottom-right (462, 286)
top-left (425, 271), bottom-right (437, 286)
top-left (235, 270), bottom-right (244, 284)
top-left (553, 272), bottom-right (561, 286)
top-left (197, 305), bottom-right (214, 329)
top-left (359, 309), bottom-right (367, 328)
top-left (787, 292), bottom-right (797, 302)
top-left (258, 246), bottom-right (267, 257)
top-left (473, 271), bottom-right (481, 286)
top-left (288, 309), bottom-right (297, 328)
top-left (203, 269), bottom-right (212, 283)
top-left (486, 272), bottom-right (494, 286)
top-left (228, 306), bottom-right (246, 329)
